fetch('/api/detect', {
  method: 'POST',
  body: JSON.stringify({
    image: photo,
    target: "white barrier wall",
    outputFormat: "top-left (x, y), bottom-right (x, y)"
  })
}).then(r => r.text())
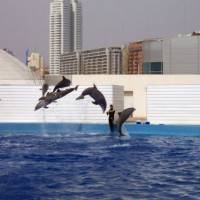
top-left (0, 85), bottom-right (124, 123)
top-left (70, 75), bottom-right (200, 121)
top-left (147, 85), bottom-right (200, 125)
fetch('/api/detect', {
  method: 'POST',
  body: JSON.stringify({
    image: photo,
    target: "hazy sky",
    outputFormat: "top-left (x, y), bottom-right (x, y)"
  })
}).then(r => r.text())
top-left (0, 0), bottom-right (200, 66)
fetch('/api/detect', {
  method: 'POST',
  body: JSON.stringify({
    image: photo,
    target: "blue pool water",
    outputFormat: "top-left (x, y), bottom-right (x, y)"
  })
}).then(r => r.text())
top-left (0, 132), bottom-right (200, 200)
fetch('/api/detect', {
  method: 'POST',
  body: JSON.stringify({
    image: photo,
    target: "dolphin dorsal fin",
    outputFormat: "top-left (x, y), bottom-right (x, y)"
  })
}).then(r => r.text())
top-left (75, 85), bottom-right (79, 90)
top-left (62, 76), bottom-right (66, 80)
top-left (57, 89), bottom-right (61, 92)
top-left (93, 84), bottom-right (97, 89)
top-left (118, 112), bottom-right (122, 116)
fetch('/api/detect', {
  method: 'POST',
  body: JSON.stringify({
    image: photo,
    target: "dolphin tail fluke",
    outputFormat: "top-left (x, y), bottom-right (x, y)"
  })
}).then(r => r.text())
top-left (76, 95), bottom-right (84, 100)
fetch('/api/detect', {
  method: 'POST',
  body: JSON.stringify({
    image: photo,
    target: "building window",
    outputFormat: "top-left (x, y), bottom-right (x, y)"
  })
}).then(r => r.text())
top-left (143, 62), bottom-right (163, 74)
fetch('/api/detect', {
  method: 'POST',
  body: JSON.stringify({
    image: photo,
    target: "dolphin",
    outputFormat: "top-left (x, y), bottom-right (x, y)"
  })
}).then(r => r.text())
top-left (35, 86), bottom-right (79, 111)
top-left (53, 85), bottom-right (79, 100)
top-left (117, 107), bottom-right (136, 137)
top-left (40, 83), bottom-right (49, 97)
top-left (35, 92), bottom-right (57, 111)
top-left (39, 91), bottom-right (56, 101)
top-left (40, 85), bottom-right (79, 101)
top-left (76, 84), bottom-right (107, 113)
top-left (53, 76), bottom-right (71, 93)
top-left (34, 99), bottom-right (53, 111)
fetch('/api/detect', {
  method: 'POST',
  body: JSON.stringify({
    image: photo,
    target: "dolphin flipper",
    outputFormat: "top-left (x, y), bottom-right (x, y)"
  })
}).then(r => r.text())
top-left (118, 112), bottom-right (122, 116)
top-left (92, 101), bottom-right (98, 105)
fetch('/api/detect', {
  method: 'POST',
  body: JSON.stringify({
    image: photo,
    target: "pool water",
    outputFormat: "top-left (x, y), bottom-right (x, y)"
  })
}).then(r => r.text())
top-left (0, 132), bottom-right (200, 200)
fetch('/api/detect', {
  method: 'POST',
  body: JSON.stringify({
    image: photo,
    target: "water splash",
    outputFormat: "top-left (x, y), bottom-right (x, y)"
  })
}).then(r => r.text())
top-left (41, 108), bottom-right (48, 136)
top-left (121, 125), bottom-right (130, 137)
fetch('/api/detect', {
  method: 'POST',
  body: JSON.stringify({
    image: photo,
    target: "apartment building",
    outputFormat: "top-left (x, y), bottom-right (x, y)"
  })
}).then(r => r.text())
top-left (60, 52), bottom-right (81, 74)
top-left (60, 47), bottom-right (123, 75)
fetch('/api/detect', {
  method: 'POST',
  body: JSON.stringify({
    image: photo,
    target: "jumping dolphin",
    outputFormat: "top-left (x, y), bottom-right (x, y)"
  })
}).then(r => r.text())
top-left (40, 83), bottom-right (49, 97)
top-left (117, 107), bottom-right (136, 137)
top-left (35, 92), bottom-right (57, 110)
top-left (35, 99), bottom-right (53, 111)
top-left (76, 84), bottom-right (107, 113)
top-left (35, 86), bottom-right (79, 111)
top-left (54, 85), bottom-right (79, 100)
top-left (38, 91), bottom-right (56, 101)
top-left (53, 76), bottom-right (71, 93)
top-left (39, 85), bottom-right (79, 101)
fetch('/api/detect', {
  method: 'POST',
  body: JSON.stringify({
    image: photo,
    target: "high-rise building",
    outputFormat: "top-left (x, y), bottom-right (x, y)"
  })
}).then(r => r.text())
top-left (49, 0), bottom-right (82, 75)
top-left (71, 0), bottom-right (82, 52)
top-left (60, 51), bottom-right (81, 74)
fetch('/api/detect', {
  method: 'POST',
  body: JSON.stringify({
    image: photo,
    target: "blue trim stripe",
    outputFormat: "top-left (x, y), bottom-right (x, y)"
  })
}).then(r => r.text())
top-left (0, 123), bottom-right (200, 136)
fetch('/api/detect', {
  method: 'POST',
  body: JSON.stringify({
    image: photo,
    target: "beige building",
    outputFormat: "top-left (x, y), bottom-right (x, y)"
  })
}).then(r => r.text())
top-left (45, 74), bottom-right (200, 125)
top-left (73, 75), bottom-right (200, 123)
top-left (28, 53), bottom-right (45, 77)
top-left (45, 74), bottom-right (200, 123)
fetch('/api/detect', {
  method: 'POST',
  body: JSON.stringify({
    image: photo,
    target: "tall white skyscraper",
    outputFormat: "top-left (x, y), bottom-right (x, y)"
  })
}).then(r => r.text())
top-left (50, 0), bottom-right (82, 75)
top-left (71, 0), bottom-right (82, 52)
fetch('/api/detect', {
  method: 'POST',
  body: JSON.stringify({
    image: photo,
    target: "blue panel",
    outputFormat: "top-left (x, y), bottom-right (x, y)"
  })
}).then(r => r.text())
top-left (0, 123), bottom-right (200, 136)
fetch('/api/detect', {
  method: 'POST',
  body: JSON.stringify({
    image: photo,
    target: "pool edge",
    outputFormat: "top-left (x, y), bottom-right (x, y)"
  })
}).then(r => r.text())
top-left (0, 123), bottom-right (200, 136)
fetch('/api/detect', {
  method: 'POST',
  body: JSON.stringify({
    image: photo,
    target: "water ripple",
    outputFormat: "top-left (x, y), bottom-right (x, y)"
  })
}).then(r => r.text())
top-left (0, 134), bottom-right (200, 199)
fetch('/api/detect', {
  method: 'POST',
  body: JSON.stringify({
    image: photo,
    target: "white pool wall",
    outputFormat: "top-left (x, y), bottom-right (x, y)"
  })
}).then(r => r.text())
top-left (0, 85), bottom-right (124, 123)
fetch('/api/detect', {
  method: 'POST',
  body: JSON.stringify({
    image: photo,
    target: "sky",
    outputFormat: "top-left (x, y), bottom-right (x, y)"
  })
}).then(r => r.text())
top-left (0, 0), bottom-right (200, 66)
